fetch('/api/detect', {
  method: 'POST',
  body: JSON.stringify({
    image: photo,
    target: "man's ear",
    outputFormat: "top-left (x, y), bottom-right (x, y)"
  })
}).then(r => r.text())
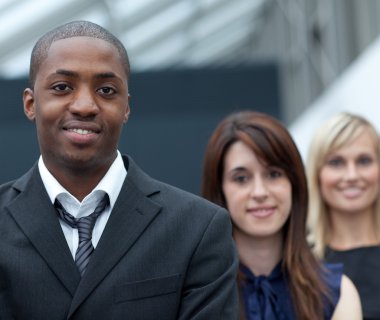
top-left (23, 88), bottom-right (36, 121)
top-left (124, 93), bottom-right (131, 123)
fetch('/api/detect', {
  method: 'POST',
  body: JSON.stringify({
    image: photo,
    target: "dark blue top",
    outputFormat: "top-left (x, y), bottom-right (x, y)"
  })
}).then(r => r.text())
top-left (240, 262), bottom-right (342, 319)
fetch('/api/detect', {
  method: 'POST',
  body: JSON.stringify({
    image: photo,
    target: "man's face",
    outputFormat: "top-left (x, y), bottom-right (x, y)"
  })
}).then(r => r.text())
top-left (23, 36), bottom-right (130, 175)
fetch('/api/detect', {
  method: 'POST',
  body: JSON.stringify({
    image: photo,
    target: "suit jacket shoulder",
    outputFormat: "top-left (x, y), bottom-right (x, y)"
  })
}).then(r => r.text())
top-left (0, 156), bottom-right (239, 320)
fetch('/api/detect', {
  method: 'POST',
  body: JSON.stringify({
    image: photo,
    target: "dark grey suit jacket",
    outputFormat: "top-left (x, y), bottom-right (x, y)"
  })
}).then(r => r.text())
top-left (0, 155), bottom-right (238, 320)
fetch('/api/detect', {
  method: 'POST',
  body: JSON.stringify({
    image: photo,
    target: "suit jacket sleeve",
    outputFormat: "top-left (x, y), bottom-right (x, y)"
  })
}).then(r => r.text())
top-left (177, 206), bottom-right (239, 320)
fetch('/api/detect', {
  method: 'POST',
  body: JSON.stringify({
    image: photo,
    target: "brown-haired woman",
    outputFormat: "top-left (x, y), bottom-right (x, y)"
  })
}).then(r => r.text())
top-left (201, 111), bottom-right (361, 319)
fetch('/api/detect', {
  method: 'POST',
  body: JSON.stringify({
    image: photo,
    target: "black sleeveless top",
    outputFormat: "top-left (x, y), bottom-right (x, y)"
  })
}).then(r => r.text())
top-left (325, 245), bottom-right (380, 320)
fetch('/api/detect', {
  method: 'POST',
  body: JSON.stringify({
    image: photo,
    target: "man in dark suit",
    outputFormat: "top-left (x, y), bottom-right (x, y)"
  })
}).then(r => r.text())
top-left (0, 21), bottom-right (238, 319)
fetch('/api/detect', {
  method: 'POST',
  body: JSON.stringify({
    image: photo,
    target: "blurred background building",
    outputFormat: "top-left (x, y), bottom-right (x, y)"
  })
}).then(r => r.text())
top-left (1, 0), bottom-right (380, 193)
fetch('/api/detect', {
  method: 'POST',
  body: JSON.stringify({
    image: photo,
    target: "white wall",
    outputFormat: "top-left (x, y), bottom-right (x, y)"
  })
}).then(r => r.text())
top-left (289, 35), bottom-right (380, 161)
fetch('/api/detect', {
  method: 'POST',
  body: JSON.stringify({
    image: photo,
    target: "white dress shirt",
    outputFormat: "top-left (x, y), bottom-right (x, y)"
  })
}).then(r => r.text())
top-left (38, 151), bottom-right (127, 259)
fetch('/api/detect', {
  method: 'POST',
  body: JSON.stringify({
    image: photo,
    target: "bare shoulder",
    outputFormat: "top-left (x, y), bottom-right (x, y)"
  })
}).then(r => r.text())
top-left (331, 275), bottom-right (362, 320)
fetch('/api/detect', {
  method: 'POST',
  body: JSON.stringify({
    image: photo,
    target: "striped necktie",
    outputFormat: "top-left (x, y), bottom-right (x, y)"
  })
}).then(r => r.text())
top-left (54, 194), bottom-right (110, 276)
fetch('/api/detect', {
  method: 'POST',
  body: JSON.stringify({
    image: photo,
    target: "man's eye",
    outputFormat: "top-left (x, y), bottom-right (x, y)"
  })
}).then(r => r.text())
top-left (98, 87), bottom-right (116, 95)
top-left (53, 84), bottom-right (70, 91)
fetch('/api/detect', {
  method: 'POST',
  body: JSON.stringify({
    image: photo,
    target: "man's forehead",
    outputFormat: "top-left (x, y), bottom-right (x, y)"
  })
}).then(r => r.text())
top-left (44, 36), bottom-right (121, 63)
top-left (49, 36), bottom-right (114, 49)
top-left (35, 38), bottom-right (126, 81)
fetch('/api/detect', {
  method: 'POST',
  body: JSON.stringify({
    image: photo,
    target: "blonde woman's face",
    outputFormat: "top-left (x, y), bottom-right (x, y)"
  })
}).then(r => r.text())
top-left (319, 129), bottom-right (380, 215)
top-left (222, 141), bottom-right (292, 241)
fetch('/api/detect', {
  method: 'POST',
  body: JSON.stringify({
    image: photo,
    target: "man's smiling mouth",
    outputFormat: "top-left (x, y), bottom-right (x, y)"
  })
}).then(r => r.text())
top-left (67, 128), bottom-right (96, 135)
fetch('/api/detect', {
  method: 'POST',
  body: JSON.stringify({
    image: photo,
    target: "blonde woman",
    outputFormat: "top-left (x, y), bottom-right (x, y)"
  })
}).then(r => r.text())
top-left (307, 112), bottom-right (380, 319)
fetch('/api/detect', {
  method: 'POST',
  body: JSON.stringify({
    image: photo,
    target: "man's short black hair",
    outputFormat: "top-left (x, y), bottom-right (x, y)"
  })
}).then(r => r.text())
top-left (29, 20), bottom-right (130, 88)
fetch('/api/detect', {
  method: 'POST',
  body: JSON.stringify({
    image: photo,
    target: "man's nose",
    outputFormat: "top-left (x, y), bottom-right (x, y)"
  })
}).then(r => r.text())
top-left (69, 89), bottom-right (99, 117)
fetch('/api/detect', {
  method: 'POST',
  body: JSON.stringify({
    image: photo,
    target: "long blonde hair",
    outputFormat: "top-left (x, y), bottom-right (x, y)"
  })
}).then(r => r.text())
top-left (306, 112), bottom-right (380, 258)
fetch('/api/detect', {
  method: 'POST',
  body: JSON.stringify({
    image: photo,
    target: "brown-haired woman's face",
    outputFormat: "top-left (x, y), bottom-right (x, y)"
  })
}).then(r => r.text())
top-left (319, 129), bottom-right (380, 215)
top-left (222, 141), bottom-right (292, 241)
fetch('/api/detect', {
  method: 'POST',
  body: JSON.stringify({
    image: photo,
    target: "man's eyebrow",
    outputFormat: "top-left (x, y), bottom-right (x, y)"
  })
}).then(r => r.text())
top-left (55, 69), bottom-right (78, 77)
top-left (95, 72), bottom-right (118, 79)
top-left (51, 70), bottom-right (123, 82)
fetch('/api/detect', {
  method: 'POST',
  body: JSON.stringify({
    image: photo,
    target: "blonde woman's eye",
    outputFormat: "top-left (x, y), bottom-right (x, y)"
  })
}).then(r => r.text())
top-left (327, 158), bottom-right (343, 167)
top-left (358, 156), bottom-right (373, 166)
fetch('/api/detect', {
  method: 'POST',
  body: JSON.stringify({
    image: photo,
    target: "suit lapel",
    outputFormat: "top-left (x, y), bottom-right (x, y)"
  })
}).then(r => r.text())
top-left (7, 166), bottom-right (80, 296)
top-left (68, 156), bottom-right (162, 317)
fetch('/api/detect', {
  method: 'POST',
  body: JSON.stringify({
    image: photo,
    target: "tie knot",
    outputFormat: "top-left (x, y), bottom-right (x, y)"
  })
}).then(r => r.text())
top-left (54, 194), bottom-right (110, 230)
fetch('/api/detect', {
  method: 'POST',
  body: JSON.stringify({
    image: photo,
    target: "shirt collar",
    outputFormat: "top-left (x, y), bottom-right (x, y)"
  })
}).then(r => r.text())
top-left (38, 150), bottom-right (127, 207)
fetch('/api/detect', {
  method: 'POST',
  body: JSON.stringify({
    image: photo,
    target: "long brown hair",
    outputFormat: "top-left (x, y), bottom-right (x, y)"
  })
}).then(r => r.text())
top-left (201, 111), bottom-right (329, 320)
